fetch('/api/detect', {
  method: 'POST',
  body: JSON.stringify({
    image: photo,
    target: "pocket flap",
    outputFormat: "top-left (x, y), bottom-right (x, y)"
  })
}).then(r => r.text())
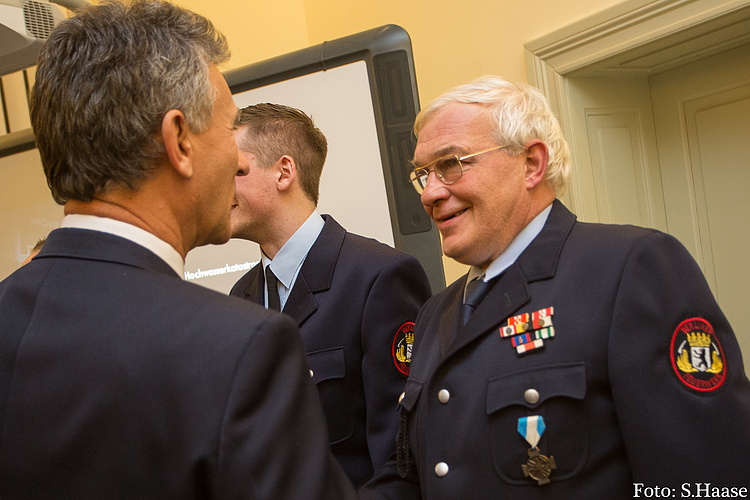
top-left (307, 346), bottom-right (345, 383)
top-left (486, 362), bottom-right (586, 415)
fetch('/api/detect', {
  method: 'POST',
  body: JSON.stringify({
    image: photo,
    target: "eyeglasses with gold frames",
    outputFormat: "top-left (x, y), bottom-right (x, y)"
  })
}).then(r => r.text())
top-left (408, 145), bottom-right (508, 194)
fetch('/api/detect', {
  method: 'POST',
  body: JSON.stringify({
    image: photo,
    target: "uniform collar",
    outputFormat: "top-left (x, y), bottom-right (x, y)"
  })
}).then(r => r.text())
top-left (61, 214), bottom-right (184, 277)
top-left (467, 203), bottom-right (553, 285)
top-left (262, 210), bottom-right (325, 290)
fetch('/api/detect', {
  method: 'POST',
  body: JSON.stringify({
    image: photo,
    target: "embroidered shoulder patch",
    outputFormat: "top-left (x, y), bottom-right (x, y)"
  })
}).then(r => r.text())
top-left (392, 322), bottom-right (415, 376)
top-left (670, 317), bottom-right (726, 392)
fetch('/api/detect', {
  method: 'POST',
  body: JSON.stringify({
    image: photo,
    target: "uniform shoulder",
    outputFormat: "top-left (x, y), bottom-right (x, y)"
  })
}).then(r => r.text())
top-left (567, 220), bottom-right (689, 264)
top-left (341, 231), bottom-right (416, 263)
top-left (573, 220), bottom-right (679, 246)
top-left (170, 277), bottom-right (292, 339)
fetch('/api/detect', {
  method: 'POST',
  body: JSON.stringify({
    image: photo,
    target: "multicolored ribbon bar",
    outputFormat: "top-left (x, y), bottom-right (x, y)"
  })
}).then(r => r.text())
top-left (533, 315), bottom-right (553, 329)
top-left (500, 323), bottom-right (520, 338)
top-left (536, 327), bottom-right (555, 339)
top-left (532, 307), bottom-right (554, 321)
top-left (511, 327), bottom-right (556, 346)
top-left (512, 333), bottom-right (534, 347)
top-left (516, 338), bottom-right (544, 355)
top-left (501, 307), bottom-right (556, 356)
top-left (508, 312), bottom-right (530, 326)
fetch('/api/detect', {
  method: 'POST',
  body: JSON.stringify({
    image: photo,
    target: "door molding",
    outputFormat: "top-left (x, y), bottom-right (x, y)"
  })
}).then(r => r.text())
top-left (526, 0), bottom-right (750, 78)
top-left (524, 0), bottom-right (750, 214)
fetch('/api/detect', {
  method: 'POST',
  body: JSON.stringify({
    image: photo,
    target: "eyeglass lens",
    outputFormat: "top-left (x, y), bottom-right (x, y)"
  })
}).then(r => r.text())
top-left (411, 155), bottom-right (462, 193)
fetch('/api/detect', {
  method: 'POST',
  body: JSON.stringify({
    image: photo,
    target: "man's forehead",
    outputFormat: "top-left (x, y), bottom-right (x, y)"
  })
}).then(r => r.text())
top-left (415, 104), bottom-right (491, 158)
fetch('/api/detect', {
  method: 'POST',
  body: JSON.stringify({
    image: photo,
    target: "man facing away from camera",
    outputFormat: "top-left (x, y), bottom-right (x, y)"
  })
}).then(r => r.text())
top-left (229, 103), bottom-right (432, 487)
top-left (360, 75), bottom-right (750, 499)
top-left (0, 1), bottom-right (356, 498)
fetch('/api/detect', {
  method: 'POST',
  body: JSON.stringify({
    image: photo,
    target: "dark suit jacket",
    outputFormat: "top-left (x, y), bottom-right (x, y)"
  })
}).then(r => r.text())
top-left (230, 215), bottom-right (432, 487)
top-left (362, 200), bottom-right (750, 499)
top-left (0, 228), bottom-right (356, 499)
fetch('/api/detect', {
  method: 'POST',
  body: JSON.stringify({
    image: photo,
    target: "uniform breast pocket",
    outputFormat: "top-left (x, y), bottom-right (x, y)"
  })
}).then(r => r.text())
top-left (307, 346), bottom-right (352, 444)
top-left (486, 362), bottom-right (588, 485)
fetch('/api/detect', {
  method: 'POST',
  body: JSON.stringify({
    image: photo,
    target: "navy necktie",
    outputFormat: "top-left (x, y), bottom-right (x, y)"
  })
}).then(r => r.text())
top-left (462, 276), bottom-right (492, 325)
top-left (265, 266), bottom-right (281, 311)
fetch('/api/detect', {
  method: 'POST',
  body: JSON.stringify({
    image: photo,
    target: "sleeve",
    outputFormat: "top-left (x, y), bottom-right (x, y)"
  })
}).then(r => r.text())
top-left (358, 300), bottom-right (438, 500)
top-left (360, 252), bottom-right (432, 475)
top-left (607, 230), bottom-right (750, 487)
top-left (214, 312), bottom-right (357, 500)
top-left (359, 461), bottom-right (422, 500)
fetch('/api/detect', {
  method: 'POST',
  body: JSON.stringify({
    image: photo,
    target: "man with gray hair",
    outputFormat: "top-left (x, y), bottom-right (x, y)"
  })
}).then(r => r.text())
top-left (0, 1), bottom-right (355, 498)
top-left (361, 75), bottom-right (750, 498)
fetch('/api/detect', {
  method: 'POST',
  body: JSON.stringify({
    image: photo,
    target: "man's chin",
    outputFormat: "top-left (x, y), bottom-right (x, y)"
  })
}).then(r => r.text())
top-left (199, 222), bottom-right (232, 249)
top-left (442, 243), bottom-right (485, 268)
top-left (440, 237), bottom-right (464, 261)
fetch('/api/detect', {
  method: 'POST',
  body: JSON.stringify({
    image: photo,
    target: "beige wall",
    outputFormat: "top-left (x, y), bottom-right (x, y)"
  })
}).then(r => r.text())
top-left (175, 0), bottom-right (628, 285)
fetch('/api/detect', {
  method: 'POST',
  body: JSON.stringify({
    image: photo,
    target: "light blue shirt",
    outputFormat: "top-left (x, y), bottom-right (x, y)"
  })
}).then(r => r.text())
top-left (262, 210), bottom-right (325, 311)
top-left (465, 203), bottom-right (552, 297)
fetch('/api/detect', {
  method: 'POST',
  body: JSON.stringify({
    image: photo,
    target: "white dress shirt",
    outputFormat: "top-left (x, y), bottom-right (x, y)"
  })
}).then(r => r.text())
top-left (61, 214), bottom-right (185, 277)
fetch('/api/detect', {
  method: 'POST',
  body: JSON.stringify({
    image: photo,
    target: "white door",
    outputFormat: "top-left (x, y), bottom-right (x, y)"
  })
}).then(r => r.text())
top-left (650, 43), bottom-right (750, 368)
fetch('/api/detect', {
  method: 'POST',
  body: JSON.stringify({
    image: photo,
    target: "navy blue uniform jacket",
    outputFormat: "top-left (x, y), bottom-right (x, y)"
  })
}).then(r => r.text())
top-left (0, 228), bottom-right (356, 500)
top-left (230, 215), bottom-right (432, 487)
top-left (362, 200), bottom-right (750, 499)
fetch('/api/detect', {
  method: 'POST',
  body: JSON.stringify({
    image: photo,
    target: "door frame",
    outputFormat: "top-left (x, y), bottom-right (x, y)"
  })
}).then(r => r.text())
top-left (524, 0), bottom-right (750, 217)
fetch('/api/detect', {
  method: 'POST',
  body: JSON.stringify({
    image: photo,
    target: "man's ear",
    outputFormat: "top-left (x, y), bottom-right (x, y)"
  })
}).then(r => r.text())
top-left (276, 155), bottom-right (296, 191)
top-left (161, 109), bottom-right (193, 179)
top-left (524, 140), bottom-right (549, 189)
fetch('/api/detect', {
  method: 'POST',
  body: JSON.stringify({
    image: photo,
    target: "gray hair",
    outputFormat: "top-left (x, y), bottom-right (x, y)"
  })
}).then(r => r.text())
top-left (414, 76), bottom-right (571, 196)
top-left (29, 0), bottom-right (230, 204)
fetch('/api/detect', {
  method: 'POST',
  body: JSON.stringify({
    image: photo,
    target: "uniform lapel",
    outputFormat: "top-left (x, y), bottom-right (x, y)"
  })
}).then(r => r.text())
top-left (283, 273), bottom-right (318, 326)
top-left (241, 266), bottom-right (265, 306)
top-left (444, 266), bottom-right (530, 359)
top-left (282, 215), bottom-right (345, 327)
top-left (439, 279), bottom-right (465, 358)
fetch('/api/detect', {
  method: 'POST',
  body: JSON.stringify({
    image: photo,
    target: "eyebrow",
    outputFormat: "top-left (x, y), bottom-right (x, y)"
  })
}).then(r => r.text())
top-left (411, 145), bottom-right (464, 169)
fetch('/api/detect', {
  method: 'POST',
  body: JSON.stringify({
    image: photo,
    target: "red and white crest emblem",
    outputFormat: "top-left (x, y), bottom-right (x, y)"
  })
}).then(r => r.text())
top-left (670, 317), bottom-right (726, 392)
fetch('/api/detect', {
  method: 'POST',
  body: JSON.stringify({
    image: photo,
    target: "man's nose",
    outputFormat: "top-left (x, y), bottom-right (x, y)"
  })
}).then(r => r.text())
top-left (237, 150), bottom-right (250, 176)
top-left (420, 170), bottom-right (450, 207)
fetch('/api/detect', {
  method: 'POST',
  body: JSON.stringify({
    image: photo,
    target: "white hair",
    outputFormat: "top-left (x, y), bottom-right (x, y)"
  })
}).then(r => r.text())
top-left (415, 75), bottom-right (571, 196)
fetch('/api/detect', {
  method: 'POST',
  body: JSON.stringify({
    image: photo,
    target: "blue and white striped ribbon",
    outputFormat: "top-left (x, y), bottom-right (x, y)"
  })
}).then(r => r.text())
top-left (518, 415), bottom-right (546, 448)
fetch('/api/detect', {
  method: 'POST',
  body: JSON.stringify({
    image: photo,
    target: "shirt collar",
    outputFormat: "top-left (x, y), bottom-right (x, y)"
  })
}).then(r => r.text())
top-left (61, 214), bottom-right (185, 277)
top-left (262, 210), bottom-right (325, 289)
top-left (469, 203), bottom-right (553, 284)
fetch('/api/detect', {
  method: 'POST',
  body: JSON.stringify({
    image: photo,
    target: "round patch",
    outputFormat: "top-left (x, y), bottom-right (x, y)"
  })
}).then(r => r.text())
top-left (392, 322), bottom-right (415, 376)
top-left (670, 317), bottom-right (726, 392)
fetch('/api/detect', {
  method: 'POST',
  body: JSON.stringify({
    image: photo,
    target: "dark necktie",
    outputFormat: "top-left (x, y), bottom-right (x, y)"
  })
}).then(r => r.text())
top-left (265, 266), bottom-right (281, 311)
top-left (461, 276), bottom-right (492, 325)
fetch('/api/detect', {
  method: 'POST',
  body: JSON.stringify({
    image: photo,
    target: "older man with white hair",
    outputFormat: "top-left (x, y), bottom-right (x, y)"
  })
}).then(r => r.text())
top-left (361, 75), bottom-right (750, 499)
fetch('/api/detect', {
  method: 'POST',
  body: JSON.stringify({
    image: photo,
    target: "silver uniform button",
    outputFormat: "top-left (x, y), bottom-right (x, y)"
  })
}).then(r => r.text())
top-left (309, 369), bottom-right (314, 378)
top-left (524, 388), bottom-right (540, 404)
top-left (399, 392), bottom-right (405, 403)
top-left (435, 462), bottom-right (449, 477)
top-left (438, 389), bottom-right (450, 404)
